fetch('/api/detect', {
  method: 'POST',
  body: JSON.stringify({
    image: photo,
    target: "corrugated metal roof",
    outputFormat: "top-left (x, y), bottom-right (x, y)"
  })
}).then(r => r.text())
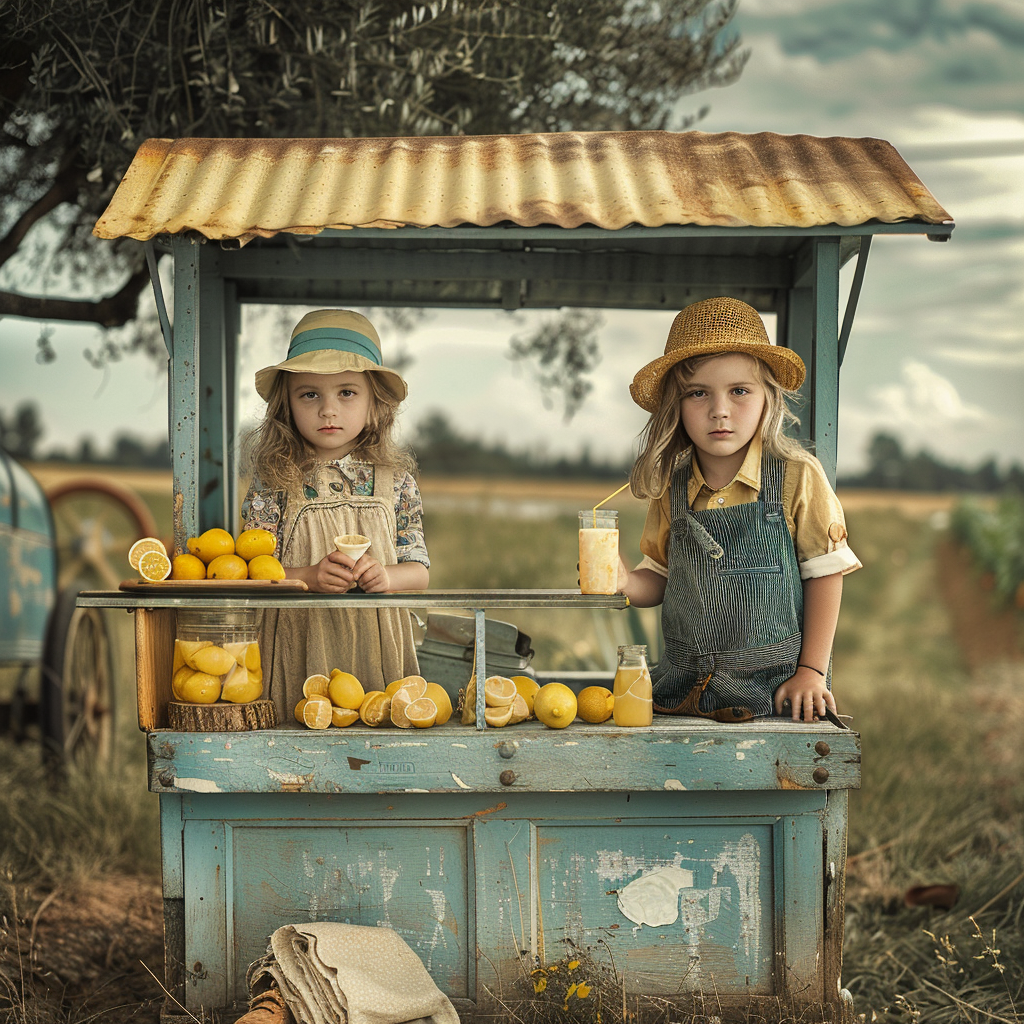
top-left (93, 131), bottom-right (952, 246)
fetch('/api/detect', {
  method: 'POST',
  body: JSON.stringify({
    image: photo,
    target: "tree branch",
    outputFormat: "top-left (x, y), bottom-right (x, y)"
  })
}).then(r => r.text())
top-left (0, 266), bottom-right (150, 327)
top-left (0, 156), bottom-right (84, 267)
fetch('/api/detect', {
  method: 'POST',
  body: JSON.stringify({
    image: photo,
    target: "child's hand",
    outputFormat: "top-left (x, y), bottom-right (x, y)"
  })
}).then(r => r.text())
top-left (351, 554), bottom-right (390, 593)
top-left (774, 668), bottom-right (837, 722)
top-left (312, 551), bottom-right (359, 593)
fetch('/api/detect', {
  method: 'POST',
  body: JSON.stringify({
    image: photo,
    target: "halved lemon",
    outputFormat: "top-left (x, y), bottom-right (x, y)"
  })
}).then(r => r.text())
top-left (302, 674), bottom-right (331, 698)
top-left (385, 674), bottom-right (426, 698)
top-left (138, 549), bottom-right (172, 582)
top-left (484, 704), bottom-right (514, 727)
top-left (404, 697), bottom-right (438, 728)
top-left (359, 691), bottom-right (391, 726)
top-left (331, 706), bottom-right (360, 728)
top-left (484, 676), bottom-right (517, 708)
top-left (302, 695), bottom-right (333, 730)
top-left (507, 693), bottom-right (531, 725)
top-left (129, 537), bottom-right (167, 571)
top-left (424, 683), bottom-right (453, 726)
top-left (512, 675), bottom-right (540, 716)
top-left (390, 679), bottom-right (428, 728)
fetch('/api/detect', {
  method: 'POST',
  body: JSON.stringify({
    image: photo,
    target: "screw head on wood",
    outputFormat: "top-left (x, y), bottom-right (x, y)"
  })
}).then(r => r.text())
top-left (814, 741), bottom-right (830, 757)
top-left (498, 742), bottom-right (516, 759)
top-left (499, 770), bottom-right (517, 786)
top-left (812, 767), bottom-right (830, 785)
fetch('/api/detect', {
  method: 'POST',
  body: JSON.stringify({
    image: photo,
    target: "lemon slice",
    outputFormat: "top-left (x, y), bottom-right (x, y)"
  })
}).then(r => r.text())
top-left (331, 707), bottom-right (360, 728)
top-left (359, 691), bottom-right (391, 726)
top-left (302, 674), bottom-right (331, 698)
top-left (302, 695), bottom-right (333, 730)
top-left (129, 537), bottom-right (167, 571)
top-left (404, 697), bottom-right (438, 728)
top-left (138, 549), bottom-right (172, 581)
top-left (507, 693), bottom-right (531, 725)
top-left (484, 676), bottom-right (517, 707)
top-left (484, 704), bottom-right (514, 727)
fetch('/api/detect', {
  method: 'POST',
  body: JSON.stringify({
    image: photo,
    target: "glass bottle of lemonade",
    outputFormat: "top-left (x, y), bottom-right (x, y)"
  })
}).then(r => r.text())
top-left (612, 644), bottom-right (652, 727)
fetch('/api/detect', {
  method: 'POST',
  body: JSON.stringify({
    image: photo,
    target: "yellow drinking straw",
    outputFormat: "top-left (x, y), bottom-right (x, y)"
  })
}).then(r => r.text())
top-left (591, 481), bottom-right (631, 527)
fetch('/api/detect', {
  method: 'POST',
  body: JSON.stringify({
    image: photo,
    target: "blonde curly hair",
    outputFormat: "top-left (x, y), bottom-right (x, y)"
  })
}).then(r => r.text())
top-left (245, 371), bottom-right (415, 495)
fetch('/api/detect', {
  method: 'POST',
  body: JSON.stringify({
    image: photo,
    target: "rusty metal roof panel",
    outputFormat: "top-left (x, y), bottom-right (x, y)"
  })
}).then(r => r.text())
top-left (93, 132), bottom-right (953, 245)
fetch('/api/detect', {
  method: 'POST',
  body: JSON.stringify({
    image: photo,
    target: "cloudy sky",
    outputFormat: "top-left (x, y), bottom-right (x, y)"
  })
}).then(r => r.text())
top-left (2, 0), bottom-right (1022, 474)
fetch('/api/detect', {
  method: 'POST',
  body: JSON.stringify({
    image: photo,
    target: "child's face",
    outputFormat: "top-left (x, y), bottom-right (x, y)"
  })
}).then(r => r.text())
top-left (287, 371), bottom-right (372, 460)
top-left (679, 353), bottom-right (766, 478)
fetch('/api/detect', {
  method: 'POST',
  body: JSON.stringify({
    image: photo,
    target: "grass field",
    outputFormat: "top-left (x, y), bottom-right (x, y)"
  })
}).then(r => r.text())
top-left (1, 471), bottom-right (1021, 1022)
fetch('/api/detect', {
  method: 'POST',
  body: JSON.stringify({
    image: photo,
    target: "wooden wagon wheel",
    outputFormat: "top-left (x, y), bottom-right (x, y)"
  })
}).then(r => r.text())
top-left (45, 478), bottom-right (160, 591)
top-left (39, 586), bottom-right (116, 765)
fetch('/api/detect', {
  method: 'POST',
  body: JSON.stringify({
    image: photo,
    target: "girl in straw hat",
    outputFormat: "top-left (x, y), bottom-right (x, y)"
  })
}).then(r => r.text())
top-left (242, 309), bottom-right (429, 722)
top-left (619, 297), bottom-right (860, 722)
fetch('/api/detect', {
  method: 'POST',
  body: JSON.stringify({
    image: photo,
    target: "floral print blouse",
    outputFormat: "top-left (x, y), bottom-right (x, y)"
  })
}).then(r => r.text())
top-left (240, 456), bottom-right (429, 566)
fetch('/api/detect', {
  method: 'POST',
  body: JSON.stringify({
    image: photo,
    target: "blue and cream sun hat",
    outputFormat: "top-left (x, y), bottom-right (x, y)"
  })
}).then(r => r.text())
top-left (255, 309), bottom-right (408, 403)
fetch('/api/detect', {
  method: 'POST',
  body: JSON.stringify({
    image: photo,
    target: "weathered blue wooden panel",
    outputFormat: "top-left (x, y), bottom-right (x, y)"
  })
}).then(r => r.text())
top-left (147, 722), bottom-right (860, 795)
top-left (168, 791), bottom-right (830, 1012)
top-left (532, 821), bottom-right (776, 995)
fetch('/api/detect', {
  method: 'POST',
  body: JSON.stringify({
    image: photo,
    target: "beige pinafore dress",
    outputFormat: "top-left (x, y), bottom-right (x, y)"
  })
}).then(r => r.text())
top-left (261, 464), bottom-right (419, 725)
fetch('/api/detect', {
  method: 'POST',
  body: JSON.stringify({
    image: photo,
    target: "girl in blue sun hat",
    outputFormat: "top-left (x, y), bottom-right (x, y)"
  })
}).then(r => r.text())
top-left (243, 309), bottom-right (429, 722)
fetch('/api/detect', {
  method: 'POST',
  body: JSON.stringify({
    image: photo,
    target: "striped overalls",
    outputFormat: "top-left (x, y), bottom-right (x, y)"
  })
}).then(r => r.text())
top-left (651, 451), bottom-right (804, 720)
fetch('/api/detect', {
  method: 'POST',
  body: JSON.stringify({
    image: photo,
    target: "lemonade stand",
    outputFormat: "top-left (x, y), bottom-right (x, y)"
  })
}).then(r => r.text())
top-left (83, 131), bottom-right (952, 1021)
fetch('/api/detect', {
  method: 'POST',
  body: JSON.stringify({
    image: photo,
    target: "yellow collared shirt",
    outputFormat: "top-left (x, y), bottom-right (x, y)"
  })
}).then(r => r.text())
top-left (638, 436), bottom-right (862, 581)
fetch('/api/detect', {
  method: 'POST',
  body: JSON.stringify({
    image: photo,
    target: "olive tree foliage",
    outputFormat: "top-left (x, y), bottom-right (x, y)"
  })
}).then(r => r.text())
top-left (1, 0), bottom-right (745, 401)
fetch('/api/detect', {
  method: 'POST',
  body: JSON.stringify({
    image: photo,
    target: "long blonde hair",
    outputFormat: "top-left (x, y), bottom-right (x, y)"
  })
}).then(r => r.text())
top-left (245, 370), bottom-right (415, 495)
top-left (630, 353), bottom-right (810, 500)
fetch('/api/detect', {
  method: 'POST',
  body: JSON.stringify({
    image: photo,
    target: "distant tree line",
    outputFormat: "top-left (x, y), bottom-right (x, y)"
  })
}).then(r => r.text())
top-left (838, 433), bottom-right (1024, 493)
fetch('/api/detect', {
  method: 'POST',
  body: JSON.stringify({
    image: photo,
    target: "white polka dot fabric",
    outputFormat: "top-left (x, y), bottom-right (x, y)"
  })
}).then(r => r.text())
top-left (251, 923), bottom-right (460, 1024)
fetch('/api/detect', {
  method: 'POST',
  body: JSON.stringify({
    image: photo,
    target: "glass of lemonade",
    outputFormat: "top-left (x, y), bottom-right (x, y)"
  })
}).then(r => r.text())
top-left (613, 644), bottom-right (653, 727)
top-left (578, 509), bottom-right (619, 595)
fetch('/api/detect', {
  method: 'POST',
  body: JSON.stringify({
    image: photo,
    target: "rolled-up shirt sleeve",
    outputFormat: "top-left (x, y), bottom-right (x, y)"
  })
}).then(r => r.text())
top-left (637, 493), bottom-right (671, 577)
top-left (785, 457), bottom-right (862, 580)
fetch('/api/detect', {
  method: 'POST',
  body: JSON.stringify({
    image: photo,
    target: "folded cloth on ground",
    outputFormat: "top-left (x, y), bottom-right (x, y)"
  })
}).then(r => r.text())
top-left (248, 922), bottom-right (460, 1024)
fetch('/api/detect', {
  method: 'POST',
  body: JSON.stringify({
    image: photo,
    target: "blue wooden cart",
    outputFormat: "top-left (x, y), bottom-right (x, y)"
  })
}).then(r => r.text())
top-left (84, 131), bottom-right (952, 1021)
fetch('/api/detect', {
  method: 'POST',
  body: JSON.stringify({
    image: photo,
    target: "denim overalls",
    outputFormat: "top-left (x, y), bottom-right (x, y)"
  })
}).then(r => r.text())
top-left (651, 451), bottom-right (805, 720)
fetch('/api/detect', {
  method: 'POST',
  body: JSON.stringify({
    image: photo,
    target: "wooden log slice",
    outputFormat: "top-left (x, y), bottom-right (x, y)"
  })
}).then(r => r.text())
top-left (168, 699), bottom-right (277, 732)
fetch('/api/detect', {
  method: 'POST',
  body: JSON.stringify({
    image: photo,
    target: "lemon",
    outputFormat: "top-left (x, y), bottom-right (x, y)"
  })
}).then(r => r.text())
top-left (404, 697), bottom-right (438, 728)
top-left (294, 698), bottom-right (309, 724)
top-left (424, 683), bottom-right (453, 726)
top-left (508, 693), bottom-right (530, 725)
top-left (302, 695), bottom-right (333, 730)
top-left (138, 549), bottom-right (172, 581)
top-left (171, 665), bottom-right (195, 700)
top-left (207, 553), bottom-right (248, 580)
top-left (577, 685), bottom-right (615, 724)
top-left (390, 678), bottom-right (428, 728)
top-left (484, 704), bottom-right (514, 727)
top-left (534, 682), bottom-right (577, 729)
top-left (169, 553), bottom-right (206, 580)
top-left (328, 671), bottom-right (365, 710)
top-left (235, 528), bottom-right (277, 561)
top-left (187, 528), bottom-right (235, 564)
top-left (189, 645), bottom-right (235, 676)
top-left (331, 706), bottom-right (360, 727)
top-left (302, 674), bottom-right (331, 698)
top-left (247, 554), bottom-right (286, 580)
top-left (359, 691), bottom-right (391, 726)
top-left (221, 666), bottom-right (262, 703)
top-left (245, 643), bottom-right (262, 673)
top-left (512, 676), bottom-right (539, 716)
top-left (385, 675), bottom-right (425, 698)
top-left (484, 676), bottom-right (516, 707)
top-left (129, 537), bottom-right (167, 571)
top-left (178, 671), bottom-right (222, 704)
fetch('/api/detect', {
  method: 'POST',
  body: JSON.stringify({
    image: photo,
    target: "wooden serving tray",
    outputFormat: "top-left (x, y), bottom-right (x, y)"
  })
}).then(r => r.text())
top-left (120, 578), bottom-right (308, 594)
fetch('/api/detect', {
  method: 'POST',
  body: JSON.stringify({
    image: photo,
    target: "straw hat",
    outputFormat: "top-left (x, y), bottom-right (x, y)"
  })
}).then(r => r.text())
top-left (630, 297), bottom-right (805, 412)
top-left (255, 309), bottom-right (407, 403)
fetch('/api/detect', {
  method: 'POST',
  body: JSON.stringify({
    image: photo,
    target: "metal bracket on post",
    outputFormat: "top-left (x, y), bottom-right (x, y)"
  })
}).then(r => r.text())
top-left (838, 236), bottom-right (871, 368)
top-left (144, 240), bottom-right (174, 358)
top-left (474, 609), bottom-right (487, 730)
